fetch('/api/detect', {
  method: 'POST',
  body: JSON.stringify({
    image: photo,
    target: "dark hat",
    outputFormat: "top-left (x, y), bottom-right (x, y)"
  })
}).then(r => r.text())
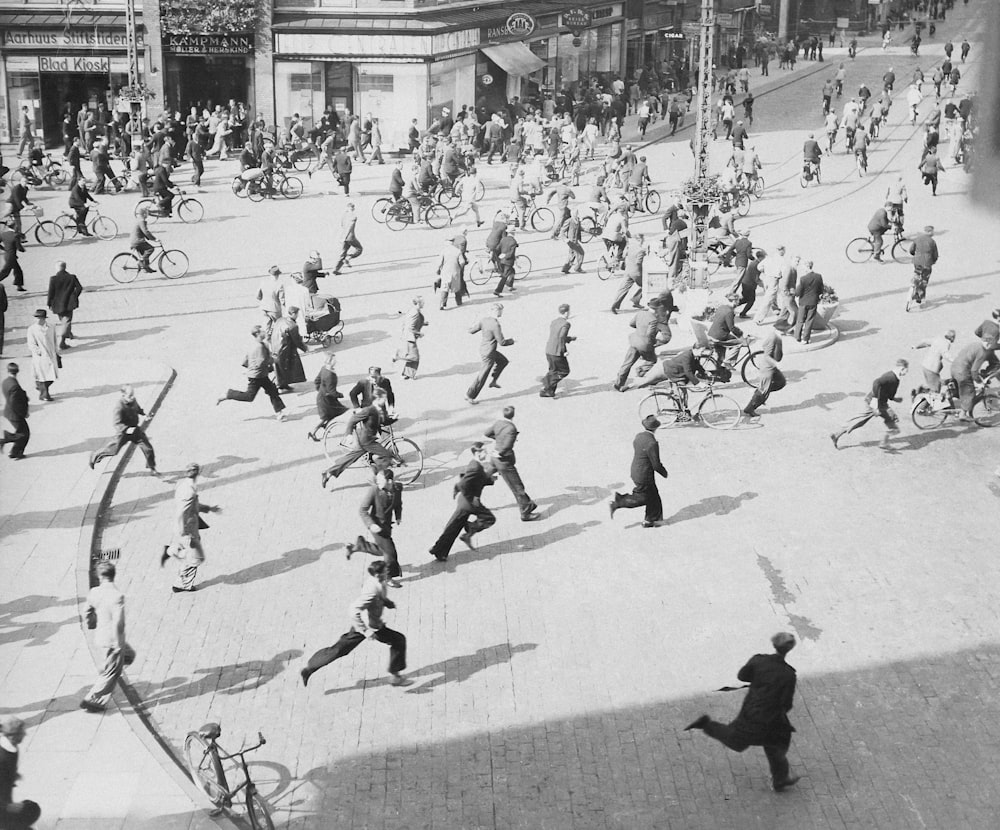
top-left (641, 414), bottom-right (660, 431)
top-left (33, 309), bottom-right (47, 318)
top-left (657, 290), bottom-right (680, 313)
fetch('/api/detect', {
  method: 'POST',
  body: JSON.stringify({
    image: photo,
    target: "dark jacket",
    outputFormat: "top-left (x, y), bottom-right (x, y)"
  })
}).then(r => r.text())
top-left (349, 376), bottom-right (395, 408)
top-left (358, 482), bottom-right (402, 532)
top-left (546, 317), bottom-right (574, 356)
top-left (722, 236), bottom-right (753, 268)
top-left (795, 271), bottom-right (824, 306)
top-left (47, 268), bottom-right (84, 314)
top-left (630, 429), bottom-right (667, 483)
top-left (314, 368), bottom-right (347, 421)
top-left (485, 418), bottom-right (518, 464)
top-left (909, 234), bottom-right (939, 270)
top-left (456, 459), bottom-right (495, 502)
top-left (2, 375), bottom-right (29, 421)
top-left (732, 653), bottom-right (796, 745)
top-left (866, 370), bottom-right (901, 410)
top-left (112, 398), bottom-right (145, 434)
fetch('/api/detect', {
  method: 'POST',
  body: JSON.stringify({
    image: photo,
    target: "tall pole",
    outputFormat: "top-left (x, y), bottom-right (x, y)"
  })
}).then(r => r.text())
top-left (125, 0), bottom-right (139, 88)
top-left (685, 0), bottom-right (716, 289)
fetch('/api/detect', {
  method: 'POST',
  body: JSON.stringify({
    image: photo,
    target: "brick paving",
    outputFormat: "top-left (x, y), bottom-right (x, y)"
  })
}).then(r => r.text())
top-left (2, 2), bottom-right (998, 827)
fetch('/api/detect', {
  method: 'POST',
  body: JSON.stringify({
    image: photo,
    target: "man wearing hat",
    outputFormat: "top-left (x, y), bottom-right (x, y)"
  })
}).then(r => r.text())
top-left (685, 633), bottom-right (801, 792)
top-left (161, 462), bottom-right (220, 592)
top-left (0, 714), bottom-right (41, 827)
top-left (609, 414), bottom-right (668, 528)
top-left (26, 309), bottom-right (58, 401)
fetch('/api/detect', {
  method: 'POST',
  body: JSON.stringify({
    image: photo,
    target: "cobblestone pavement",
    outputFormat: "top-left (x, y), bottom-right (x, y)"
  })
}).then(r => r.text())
top-left (3, 3), bottom-right (999, 828)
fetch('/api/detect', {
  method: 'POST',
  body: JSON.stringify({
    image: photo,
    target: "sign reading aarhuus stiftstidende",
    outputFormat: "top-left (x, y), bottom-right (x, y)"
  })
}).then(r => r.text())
top-left (481, 12), bottom-right (537, 44)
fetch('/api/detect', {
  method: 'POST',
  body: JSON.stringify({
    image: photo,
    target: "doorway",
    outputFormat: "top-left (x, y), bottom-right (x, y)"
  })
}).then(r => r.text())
top-left (40, 72), bottom-right (111, 148)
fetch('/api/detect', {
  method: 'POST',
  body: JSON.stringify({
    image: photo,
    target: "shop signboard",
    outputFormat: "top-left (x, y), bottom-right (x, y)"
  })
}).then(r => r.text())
top-left (1, 28), bottom-right (139, 50)
top-left (716, 13), bottom-right (734, 27)
top-left (663, 31), bottom-right (684, 40)
top-left (164, 34), bottom-right (253, 55)
top-left (481, 11), bottom-right (537, 44)
top-left (682, 21), bottom-right (701, 37)
top-left (562, 8), bottom-right (593, 30)
top-left (836, 17), bottom-right (849, 28)
top-left (39, 55), bottom-right (110, 73)
top-left (758, 4), bottom-right (772, 17)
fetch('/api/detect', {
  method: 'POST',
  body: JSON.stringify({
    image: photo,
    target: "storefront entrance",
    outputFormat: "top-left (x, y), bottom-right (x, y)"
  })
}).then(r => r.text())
top-left (165, 55), bottom-right (251, 113)
top-left (40, 72), bottom-right (114, 147)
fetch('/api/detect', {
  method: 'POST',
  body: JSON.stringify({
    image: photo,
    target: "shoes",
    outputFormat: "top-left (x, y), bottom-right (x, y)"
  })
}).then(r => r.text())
top-left (321, 470), bottom-right (333, 489)
top-left (388, 578), bottom-right (403, 588)
top-left (459, 531), bottom-right (476, 550)
top-left (275, 410), bottom-right (286, 421)
top-left (88, 456), bottom-right (96, 470)
top-left (829, 432), bottom-right (840, 449)
top-left (525, 501), bottom-right (538, 513)
top-left (79, 698), bottom-right (105, 713)
top-left (539, 390), bottom-right (554, 398)
top-left (609, 498), bottom-right (618, 518)
top-left (16, 287), bottom-right (26, 293)
top-left (148, 467), bottom-right (160, 476)
top-left (60, 341), bottom-right (72, 349)
top-left (389, 674), bottom-right (413, 687)
top-left (172, 585), bottom-right (196, 593)
top-left (464, 395), bottom-right (478, 405)
top-left (345, 543), bottom-right (354, 560)
top-left (430, 550), bottom-right (447, 562)
top-left (160, 546), bottom-right (171, 568)
top-left (773, 776), bottom-right (801, 791)
top-left (684, 715), bottom-right (709, 731)
top-left (521, 513), bottom-right (541, 522)
top-left (307, 430), bottom-right (318, 442)
top-left (488, 380), bottom-right (501, 389)
top-left (300, 669), bottom-right (310, 687)
top-left (610, 307), bottom-right (618, 315)
top-left (642, 521), bottom-right (657, 528)
top-left (215, 396), bottom-right (225, 406)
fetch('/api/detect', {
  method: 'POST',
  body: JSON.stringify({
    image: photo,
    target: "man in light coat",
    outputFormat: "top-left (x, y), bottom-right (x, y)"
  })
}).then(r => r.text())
top-left (80, 560), bottom-right (132, 711)
top-left (434, 236), bottom-right (466, 310)
top-left (26, 309), bottom-right (58, 401)
top-left (161, 463), bottom-right (219, 592)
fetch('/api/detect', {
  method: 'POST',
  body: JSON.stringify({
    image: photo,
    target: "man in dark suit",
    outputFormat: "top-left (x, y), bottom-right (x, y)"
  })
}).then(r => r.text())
top-left (609, 414), bottom-right (668, 528)
top-left (349, 366), bottom-right (395, 408)
top-left (735, 250), bottom-right (765, 318)
top-left (792, 261), bottom-right (824, 343)
top-left (721, 229), bottom-right (753, 281)
top-left (831, 359), bottom-right (908, 448)
top-left (347, 468), bottom-right (404, 586)
top-left (466, 303), bottom-right (513, 404)
top-left (614, 297), bottom-right (670, 391)
top-left (0, 283), bottom-right (7, 356)
top-left (485, 406), bottom-right (538, 521)
top-left (540, 303), bottom-right (575, 397)
top-left (429, 442), bottom-right (497, 560)
top-left (0, 714), bottom-right (41, 827)
top-left (1, 363), bottom-right (29, 459)
top-left (47, 261), bottom-right (83, 349)
top-left (321, 387), bottom-right (398, 487)
top-left (88, 385), bottom-right (157, 473)
top-left (685, 633), bottom-right (801, 792)
top-left (0, 220), bottom-right (25, 292)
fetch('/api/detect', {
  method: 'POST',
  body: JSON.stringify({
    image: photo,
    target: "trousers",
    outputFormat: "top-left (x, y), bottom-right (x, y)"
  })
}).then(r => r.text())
top-left (336, 235), bottom-right (363, 271)
top-left (612, 478), bottom-right (662, 522)
top-left (224, 376), bottom-right (286, 413)
top-left (429, 497), bottom-right (496, 558)
top-left (168, 536), bottom-right (205, 589)
top-left (305, 626), bottom-right (406, 678)
top-left (610, 275), bottom-right (642, 311)
top-left (466, 350), bottom-right (509, 400)
top-left (703, 718), bottom-right (791, 783)
top-left (324, 438), bottom-right (397, 479)
top-left (615, 346), bottom-right (656, 389)
top-left (90, 428), bottom-right (156, 470)
top-left (493, 457), bottom-right (534, 517)
top-left (563, 241), bottom-right (584, 272)
top-left (792, 304), bottom-right (818, 343)
top-left (543, 354), bottom-right (570, 394)
top-left (57, 310), bottom-right (75, 345)
top-left (2, 417), bottom-right (30, 458)
top-left (85, 646), bottom-right (126, 705)
top-left (836, 406), bottom-right (899, 442)
top-left (352, 529), bottom-right (402, 578)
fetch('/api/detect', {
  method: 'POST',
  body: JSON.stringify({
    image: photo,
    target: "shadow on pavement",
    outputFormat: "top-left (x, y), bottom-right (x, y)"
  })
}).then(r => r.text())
top-left (766, 390), bottom-right (861, 415)
top-left (0, 595), bottom-right (79, 648)
top-left (197, 546), bottom-right (331, 590)
top-left (664, 491), bottom-right (759, 526)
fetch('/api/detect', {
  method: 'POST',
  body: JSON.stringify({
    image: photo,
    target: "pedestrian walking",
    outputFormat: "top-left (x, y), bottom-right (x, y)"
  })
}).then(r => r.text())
top-left (0, 283), bottom-right (7, 356)
top-left (80, 560), bottom-right (135, 711)
top-left (47, 262), bottom-right (83, 349)
top-left (16, 106), bottom-right (34, 157)
top-left (735, 250), bottom-right (765, 318)
top-left (394, 296), bottom-right (428, 379)
top-left (307, 352), bottom-right (348, 442)
top-left (830, 359), bottom-right (909, 448)
top-left (270, 306), bottom-right (307, 391)
top-left (346, 469), bottom-right (405, 586)
top-left (611, 233), bottom-right (648, 314)
top-left (0, 363), bottom-right (29, 459)
top-left (918, 149), bottom-right (944, 196)
top-left (428, 442), bottom-right (498, 559)
top-left (26, 310), bottom-right (58, 401)
top-left (609, 414), bottom-right (668, 528)
top-left (434, 235), bottom-right (466, 310)
top-left (452, 166), bottom-right (484, 226)
top-left (792, 262), bottom-right (824, 344)
top-left (300, 561), bottom-right (410, 687)
top-left (465, 302), bottom-right (513, 404)
top-left (561, 209), bottom-right (585, 274)
top-left (540, 304), bottom-right (575, 398)
top-left (0, 715), bottom-right (41, 827)
top-left (216, 325), bottom-right (287, 420)
top-left (493, 228), bottom-right (519, 297)
top-left (743, 329), bottom-right (786, 419)
top-left (908, 226), bottom-right (939, 310)
top-left (0, 219), bottom-right (25, 292)
top-left (685, 633), bottom-right (801, 792)
top-left (334, 202), bottom-right (363, 274)
top-left (334, 146), bottom-right (352, 195)
top-left (88, 386), bottom-right (158, 473)
top-left (257, 266), bottom-right (285, 333)
top-left (160, 463), bottom-right (220, 592)
top-left (485, 406), bottom-right (538, 521)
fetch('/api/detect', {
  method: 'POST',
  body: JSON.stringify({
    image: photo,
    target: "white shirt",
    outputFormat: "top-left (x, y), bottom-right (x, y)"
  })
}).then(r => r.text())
top-left (921, 336), bottom-right (954, 375)
top-left (86, 581), bottom-right (125, 651)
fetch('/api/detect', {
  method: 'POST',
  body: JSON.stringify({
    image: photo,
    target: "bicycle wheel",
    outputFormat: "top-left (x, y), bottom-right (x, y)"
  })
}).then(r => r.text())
top-left (437, 186), bottom-right (460, 210)
top-left (638, 391), bottom-right (683, 426)
top-left (972, 393), bottom-right (1000, 427)
top-left (56, 213), bottom-right (79, 238)
top-left (513, 254), bottom-right (531, 281)
top-left (183, 733), bottom-right (227, 807)
top-left (696, 392), bottom-right (742, 429)
top-left (391, 437), bottom-right (423, 485)
top-left (247, 790), bottom-right (275, 830)
top-left (814, 167), bottom-right (821, 184)
top-left (424, 204), bottom-right (451, 229)
top-left (292, 152), bottom-right (312, 173)
top-left (471, 179), bottom-right (486, 201)
top-left (371, 198), bottom-right (392, 223)
top-left (579, 216), bottom-right (599, 242)
top-left (530, 207), bottom-right (554, 233)
top-left (177, 198), bottom-right (204, 223)
top-left (469, 260), bottom-right (490, 286)
top-left (705, 249), bottom-right (722, 275)
top-left (386, 203), bottom-right (410, 231)
top-left (644, 189), bottom-right (661, 213)
top-left (232, 176), bottom-right (249, 198)
top-left (911, 396), bottom-right (947, 430)
top-left (135, 199), bottom-right (153, 218)
top-left (735, 192), bottom-right (751, 217)
top-left (740, 351), bottom-right (764, 387)
top-left (597, 255), bottom-right (613, 281)
top-left (159, 249), bottom-right (190, 279)
top-left (750, 177), bottom-right (764, 198)
top-left (248, 184), bottom-right (266, 202)
top-left (845, 237), bottom-right (875, 263)
top-left (35, 220), bottom-right (64, 247)
top-left (280, 176), bottom-right (304, 199)
top-left (92, 215), bottom-right (118, 240)
top-left (110, 252), bottom-right (141, 283)
top-left (891, 238), bottom-right (913, 265)
top-left (799, 173), bottom-right (808, 188)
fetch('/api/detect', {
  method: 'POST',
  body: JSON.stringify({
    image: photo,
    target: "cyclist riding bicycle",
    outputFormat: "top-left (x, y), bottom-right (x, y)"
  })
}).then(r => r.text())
top-left (885, 176), bottom-right (908, 223)
top-left (152, 162), bottom-right (176, 216)
top-left (600, 204), bottom-right (629, 269)
top-left (634, 347), bottom-right (707, 393)
top-left (911, 329), bottom-right (956, 408)
top-left (625, 155), bottom-right (651, 197)
top-left (802, 133), bottom-right (823, 178)
top-left (130, 207), bottom-right (157, 273)
top-left (320, 387), bottom-right (401, 489)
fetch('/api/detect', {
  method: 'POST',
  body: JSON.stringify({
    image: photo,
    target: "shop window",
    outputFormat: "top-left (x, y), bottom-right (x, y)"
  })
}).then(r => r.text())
top-left (357, 75), bottom-right (394, 93)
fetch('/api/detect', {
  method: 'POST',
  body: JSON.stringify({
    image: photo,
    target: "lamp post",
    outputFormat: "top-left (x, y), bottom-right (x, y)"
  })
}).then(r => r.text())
top-left (125, 0), bottom-right (140, 89)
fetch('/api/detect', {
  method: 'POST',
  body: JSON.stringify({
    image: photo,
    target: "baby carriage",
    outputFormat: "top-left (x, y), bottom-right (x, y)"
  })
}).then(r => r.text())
top-left (303, 293), bottom-right (344, 346)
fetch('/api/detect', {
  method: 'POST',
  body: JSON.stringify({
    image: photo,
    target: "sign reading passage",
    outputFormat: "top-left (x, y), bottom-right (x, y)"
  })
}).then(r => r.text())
top-left (39, 55), bottom-right (110, 73)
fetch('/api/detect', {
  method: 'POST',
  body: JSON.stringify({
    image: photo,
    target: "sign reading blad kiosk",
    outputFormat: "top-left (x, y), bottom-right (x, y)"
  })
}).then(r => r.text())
top-left (40, 55), bottom-right (110, 73)
top-left (481, 12), bottom-right (537, 45)
top-left (164, 34), bottom-right (254, 55)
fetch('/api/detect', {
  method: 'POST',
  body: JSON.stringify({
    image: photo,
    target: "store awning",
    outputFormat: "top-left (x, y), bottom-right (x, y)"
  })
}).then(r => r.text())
top-left (480, 43), bottom-right (546, 77)
top-left (0, 11), bottom-right (135, 27)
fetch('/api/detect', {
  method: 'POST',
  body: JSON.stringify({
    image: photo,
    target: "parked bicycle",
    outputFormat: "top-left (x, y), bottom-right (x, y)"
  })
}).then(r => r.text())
top-left (135, 189), bottom-right (204, 224)
top-left (468, 251), bottom-right (532, 287)
top-left (638, 375), bottom-right (743, 430)
top-left (55, 206), bottom-right (118, 242)
top-left (109, 239), bottom-right (189, 283)
top-left (8, 154), bottom-right (67, 188)
top-left (322, 421), bottom-right (424, 485)
top-left (184, 723), bottom-right (274, 829)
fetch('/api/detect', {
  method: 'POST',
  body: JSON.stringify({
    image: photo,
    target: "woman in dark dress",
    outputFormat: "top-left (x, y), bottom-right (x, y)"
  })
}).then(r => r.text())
top-left (271, 306), bottom-right (308, 391)
top-left (308, 352), bottom-right (348, 441)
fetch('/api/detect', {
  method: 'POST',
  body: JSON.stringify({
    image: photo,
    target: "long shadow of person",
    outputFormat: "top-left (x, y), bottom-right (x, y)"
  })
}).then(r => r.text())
top-left (663, 491), bottom-right (758, 525)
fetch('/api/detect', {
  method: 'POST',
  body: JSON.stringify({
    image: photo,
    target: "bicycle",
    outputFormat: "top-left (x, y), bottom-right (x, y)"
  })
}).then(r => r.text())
top-left (233, 168), bottom-right (303, 202)
top-left (637, 376), bottom-right (743, 430)
top-left (109, 239), bottom-right (189, 283)
top-left (719, 188), bottom-right (751, 217)
top-left (468, 251), bottom-right (532, 286)
top-left (799, 160), bottom-right (822, 187)
top-left (322, 421), bottom-right (424, 484)
top-left (596, 245), bottom-right (625, 281)
top-left (855, 148), bottom-right (868, 177)
top-left (704, 241), bottom-right (765, 276)
top-left (184, 723), bottom-right (274, 829)
top-left (18, 206), bottom-right (64, 247)
top-left (436, 174), bottom-right (486, 209)
top-left (911, 378), bottom-right (1000, 429)
top-left (55, 206), bottom-right (118, 242)
top-left (740, 174), bottom-right (765, 199)
top-left (507, 193), bottom-right (554, 234)
top-left (625, 183), bottom-right (662, 215)
top-left (135, 189), bottom-right (204, 224)
top-left (9, 155), bottom-right (67, 188)
top-left (700, 336), bottom-right (764, 388)
top-left (385, 196), bottom-right (451, 231)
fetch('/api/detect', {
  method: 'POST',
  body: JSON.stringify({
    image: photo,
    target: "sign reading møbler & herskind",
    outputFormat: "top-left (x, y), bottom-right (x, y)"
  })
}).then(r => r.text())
top-left (481, 11), bottom-right (537, 44)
